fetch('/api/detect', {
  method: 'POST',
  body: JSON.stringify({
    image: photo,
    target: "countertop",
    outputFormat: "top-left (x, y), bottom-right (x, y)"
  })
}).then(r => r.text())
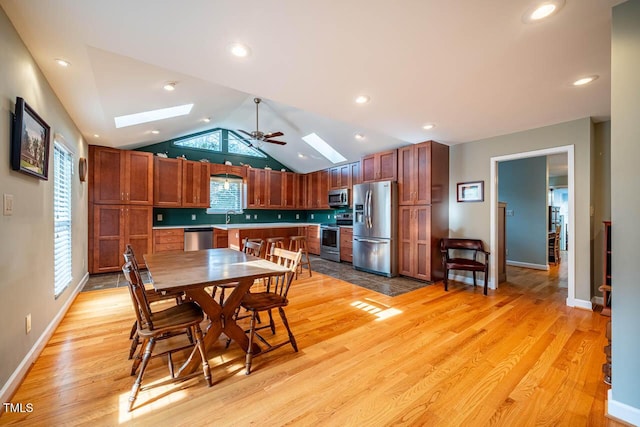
top-left (153, 222), bottom-right (319, 230)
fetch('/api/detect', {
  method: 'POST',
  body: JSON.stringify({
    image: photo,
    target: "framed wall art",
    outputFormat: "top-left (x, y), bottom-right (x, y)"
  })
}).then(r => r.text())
top-left (11, 97), bottom-right (51, 180)
top-left (457, 180), bottom-right (484, 202)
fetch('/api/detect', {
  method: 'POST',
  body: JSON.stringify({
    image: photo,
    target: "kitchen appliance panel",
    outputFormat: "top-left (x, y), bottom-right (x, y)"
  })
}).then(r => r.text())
top-left (353, 183), bottom-right (370, 237)
top-left (369, 181), bottom-right (394, 239)
top-left (353, 237), bottom-right (397, 277)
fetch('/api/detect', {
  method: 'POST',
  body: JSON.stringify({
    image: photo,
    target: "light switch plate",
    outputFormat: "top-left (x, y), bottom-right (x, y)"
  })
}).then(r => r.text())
top-left (296, 214), bottom-right (300, 219)
top-left (278, 214), bottom-right (281, 219)
top-left (26, 313), bottom-right (31, 334)
top-left (254, 214), bottom-right (257, 219)
top-left (3, 194), bottom-right (14, 216)
top-left (157, 214), bottom-right (163, 221)
top-left (310, 214), bottom-right (314, 219)
top-left (245, 214), bottom-right (251, 220)
top-left (191, 214), bottom-right (196, 220)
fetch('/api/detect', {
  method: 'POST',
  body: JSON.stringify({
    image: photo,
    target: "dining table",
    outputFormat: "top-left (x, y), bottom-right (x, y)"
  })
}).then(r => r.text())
top-left (143, 248), bottom-right (290, 375)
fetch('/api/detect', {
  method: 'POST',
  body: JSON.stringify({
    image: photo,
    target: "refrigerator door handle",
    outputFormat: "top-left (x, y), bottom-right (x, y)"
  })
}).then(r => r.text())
top-left (354, 237), bottom-right (388, 244)
top-left (366, 190), bottom-right (373, 228)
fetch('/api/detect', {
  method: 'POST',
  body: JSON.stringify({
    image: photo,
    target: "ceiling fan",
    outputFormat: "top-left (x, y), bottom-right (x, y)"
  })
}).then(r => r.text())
top-left (237, 98), bottom-right (286, 147)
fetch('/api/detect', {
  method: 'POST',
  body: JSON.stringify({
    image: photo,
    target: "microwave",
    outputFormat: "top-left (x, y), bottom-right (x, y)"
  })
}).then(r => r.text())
top-left (328, 188), bottom-right (350, 208)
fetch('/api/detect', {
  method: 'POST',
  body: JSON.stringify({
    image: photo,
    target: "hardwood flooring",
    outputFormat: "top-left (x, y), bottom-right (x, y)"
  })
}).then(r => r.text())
top-left (1, 262), bottom-right (622, 426)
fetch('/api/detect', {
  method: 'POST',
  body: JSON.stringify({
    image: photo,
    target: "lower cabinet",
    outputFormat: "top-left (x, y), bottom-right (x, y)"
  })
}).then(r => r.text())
top-left (307, 225), bottom-right (320, 255)
top-left (153, 228), bottom-right (184, 253)
top-left (398, 205), bottom-right (432, 281)
top-left (340, 227), bottom-right (353, 262)
top-left (214, 229), bottom-right (229, 249)
top-left (90, 205), bottom-right (152, 273)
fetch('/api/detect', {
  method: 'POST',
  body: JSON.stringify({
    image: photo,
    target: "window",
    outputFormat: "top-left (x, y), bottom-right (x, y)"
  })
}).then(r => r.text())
top-left (227, 131), bottom-right (267, 158)
top-left (207, 176), bottom-right (244, 214)
top-left (53, 143), bottom-right (73, 298)
top-left (174, 129), bottom-right (222, 151)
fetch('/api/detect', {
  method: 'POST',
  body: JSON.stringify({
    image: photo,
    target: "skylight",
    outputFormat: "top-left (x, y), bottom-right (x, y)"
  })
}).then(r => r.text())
top-left (114, 103), bottom-right (194, 128)
top-left (301, 133), bottom-right (346, 164)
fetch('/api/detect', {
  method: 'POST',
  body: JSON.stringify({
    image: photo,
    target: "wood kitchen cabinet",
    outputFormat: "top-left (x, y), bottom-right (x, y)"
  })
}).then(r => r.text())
top-left (267, 170), bottom-right (283, 207)
top-left (182, 160), bottom-right (210, 208)
top-left (398, 141), bottom-right (448, 206)
top-left (153, 157), bottom-right (183, 207)
top-left (361, 149), bottom-right (397, 183)
top-left (209, 163), bottom-right (247, 179)
top-left (350, 161), bottom-right (360, 187)
top-left (399, 206), bottom-right (433, 281)
top-left (340, 227), bottom-right (353, 263)
top-left (306, 225), bottom-right (321, 255)
top-left (247, 168), bottom-right (267, 208)
top-left (282, 172), bottom-right (298, 209)
top-left (90, 205), bottom-right (152, 273)
top-left (89, 146), bottom-right (153, 205)
top-left (153, 228), bottom-right (184, 253)
top-left (329, 164), bottom-right (352, 190)
top-left (305, 170), bottom-right (329, 209)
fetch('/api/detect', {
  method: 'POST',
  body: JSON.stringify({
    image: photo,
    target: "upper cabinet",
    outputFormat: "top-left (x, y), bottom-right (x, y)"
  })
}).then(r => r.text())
top-left (361, 149), bottom-right (397, 183)
top-left (398, 140), bottom-right (449, 206)
top-left (247, 168), bottom-right (268, 208)
top-left (182, 160), bottom-right (210, 208)
top-left (89, 146), bottom-right (153, 205)
top-left (153, 157), bottom-right (183, 207)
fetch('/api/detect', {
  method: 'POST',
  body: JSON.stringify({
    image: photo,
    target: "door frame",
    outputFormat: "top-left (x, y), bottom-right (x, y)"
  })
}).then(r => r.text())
top-left (489, 145), bottom-right (576, 306)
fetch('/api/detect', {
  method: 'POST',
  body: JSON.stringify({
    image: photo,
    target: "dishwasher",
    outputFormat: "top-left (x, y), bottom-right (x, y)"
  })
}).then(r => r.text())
top-left (184, 227), bottom-right (214, 251)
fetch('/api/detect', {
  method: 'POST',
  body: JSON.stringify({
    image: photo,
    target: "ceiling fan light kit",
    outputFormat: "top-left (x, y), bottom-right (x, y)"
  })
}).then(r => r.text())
top-left (237, 97), bottom-right (287, 148)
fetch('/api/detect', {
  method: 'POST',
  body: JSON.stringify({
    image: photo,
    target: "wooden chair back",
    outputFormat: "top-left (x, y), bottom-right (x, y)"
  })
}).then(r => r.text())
top-left (123, 244), bottom-right (141, 271)
top-left (440, 238), bottom-right (485, 260)
top-left (122, 261), bottom-right (154, 331)
top-left (266, 248), bottom-right (302, 298)
top-left (243, 238), bottom-right (263, 258)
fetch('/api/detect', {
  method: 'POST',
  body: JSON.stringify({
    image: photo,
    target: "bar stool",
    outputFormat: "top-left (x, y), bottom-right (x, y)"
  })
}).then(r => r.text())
top-left (289, 235), bottom-right (312, 278)
top-left (264, 237), bottom-right (285, 261)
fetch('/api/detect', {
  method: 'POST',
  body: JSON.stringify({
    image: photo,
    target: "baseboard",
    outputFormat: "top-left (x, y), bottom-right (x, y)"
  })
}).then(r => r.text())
top-left (450, 274), bottom-right (493, 289)
top-left (0, 272), bottom-right (88, 406)
top-left (592, 296), bottom-right (604, 306)
top-left (607, 389), bottom-right (640, 426)
top-left (506, 260), bottom-right (549, 271)
top-left (566, 297), bottom-right (594, 310)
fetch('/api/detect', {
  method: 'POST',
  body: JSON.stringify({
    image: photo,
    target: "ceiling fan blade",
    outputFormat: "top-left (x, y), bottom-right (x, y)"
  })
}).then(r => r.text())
top-left (238, 129), bottom-right (254, 138)
top-left (265, 139), bottom-right (287, 145)
top-left (263, 131), bottom-right (283, 139)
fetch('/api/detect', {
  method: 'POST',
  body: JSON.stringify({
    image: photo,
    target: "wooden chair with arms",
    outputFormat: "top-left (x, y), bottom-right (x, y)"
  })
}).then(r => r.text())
top-left (211, 238), bottom-right (264, 304)
top-left (123, 245), bottom-right (188, 360)
top-left (240, 247), bottom-right (302, 374)
top-left (440, 238), bottom-right (491, 296)
top-left (122, 261), bottom-right (212, 412)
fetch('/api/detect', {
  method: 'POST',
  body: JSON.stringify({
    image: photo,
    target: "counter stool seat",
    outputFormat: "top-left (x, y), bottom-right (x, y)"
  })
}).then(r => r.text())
top-left (288, 235), bottom-right (312, 278)
top-left (265, 237), bottom-right (285, 261)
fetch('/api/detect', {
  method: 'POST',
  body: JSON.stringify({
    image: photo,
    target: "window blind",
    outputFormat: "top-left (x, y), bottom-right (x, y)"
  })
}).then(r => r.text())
top-left (53, 143), bottom-right (73, 298)
top-left (208, 176), bottom-right (243, 213)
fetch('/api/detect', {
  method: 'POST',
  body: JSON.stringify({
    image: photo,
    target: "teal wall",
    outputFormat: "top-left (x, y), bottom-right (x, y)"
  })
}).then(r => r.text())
top-left (498, 156), bottom-right (548, 266)
top-left (136, 128), bottom-right (290, 171)
top-left (153, 207), bottom-right (349, 227)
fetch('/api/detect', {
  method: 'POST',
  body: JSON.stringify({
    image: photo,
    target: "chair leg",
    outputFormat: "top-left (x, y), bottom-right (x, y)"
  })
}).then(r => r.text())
top-left (128, 331), bottom-right (140, 360)
top-left (473, 271), bottom-right (477, 287)
top-left (130, 337), bottom-right (148, 376)
top-left (484, 267), bottom-right (489, 296)
top-left (245, 311), bottom-right (257, 375)
top-left (443, 269), bottom-right (449, 291)
top-left (278, 307), bottom-right (298, 352)
top-left (128, 337), bottom-right (156, 412)
top-left (268, 309), bottom-right (275, 334)
top-left (129, 320), bottom-right (137, 340)
top-left (193, 324), bottom-right (212, 387)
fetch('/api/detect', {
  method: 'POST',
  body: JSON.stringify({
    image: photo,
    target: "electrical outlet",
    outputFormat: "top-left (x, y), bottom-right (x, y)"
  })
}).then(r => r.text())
top-left (3, 194), bottom-right (14, 216)
top-left (277, 214), bottom-right (281, 219)
top-left (254, 214), bottom-right (257, 219)
top-left (26, 314), bottom-right (31, 334)
top-left (191, 214), bottom-right (196, 220)
top-left (506, 210), bottom-right (514, 217)
top-left (157, 214), bottom-right (163, 221)
top-left (245, 214), bottom-right (251, 220)
top-left (310, 214), bottom-right (314, 219)
top-left (296, 214), bottom-right (300, 219)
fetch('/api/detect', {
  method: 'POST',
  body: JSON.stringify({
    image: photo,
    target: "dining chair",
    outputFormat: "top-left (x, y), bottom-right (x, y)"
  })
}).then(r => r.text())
top-left (122, 261), bottom-right (212, 412)
top-left (123, 245), bottom-right (187, 360)
top-left (240, 247), bottom-right (302, 374)
top-left (211, 238), bottom-right (264, 304)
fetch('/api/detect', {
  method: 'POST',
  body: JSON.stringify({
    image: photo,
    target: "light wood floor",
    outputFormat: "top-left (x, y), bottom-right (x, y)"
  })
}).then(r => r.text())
top-left (2, 263), bottom-right (622, 426)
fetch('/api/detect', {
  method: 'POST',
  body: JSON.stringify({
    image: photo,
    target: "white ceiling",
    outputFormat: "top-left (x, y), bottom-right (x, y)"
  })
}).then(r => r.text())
top-left (0, 0), bottom-right (622, 173)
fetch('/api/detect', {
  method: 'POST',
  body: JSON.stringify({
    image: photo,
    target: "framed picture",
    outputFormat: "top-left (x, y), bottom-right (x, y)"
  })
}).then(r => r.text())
top-left (11, 97), bottom-right (51, 180)
top-left (457, 181), bottom-right (484, 202)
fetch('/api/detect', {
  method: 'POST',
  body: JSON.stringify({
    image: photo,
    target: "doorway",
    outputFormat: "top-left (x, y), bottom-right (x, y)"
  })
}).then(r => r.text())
top-left (490, 145), bottom-right (577, 307)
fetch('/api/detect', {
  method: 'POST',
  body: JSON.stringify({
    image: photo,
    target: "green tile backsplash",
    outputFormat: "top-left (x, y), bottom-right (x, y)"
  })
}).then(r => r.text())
top-left (153, 208), bottom-right (350, 227)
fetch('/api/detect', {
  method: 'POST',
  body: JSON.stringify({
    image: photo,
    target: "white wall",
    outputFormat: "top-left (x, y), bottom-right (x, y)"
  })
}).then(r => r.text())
top-left (0, 6), bottom-right (88, 399)
top-left (449, 117), bottom-right (593, 302)
top-left (610, 0), bottom-right (640, 423)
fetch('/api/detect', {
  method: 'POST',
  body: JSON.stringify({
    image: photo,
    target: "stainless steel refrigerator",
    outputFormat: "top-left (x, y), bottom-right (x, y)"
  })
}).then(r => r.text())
top-left (352, 181), bottom-right (398, 277)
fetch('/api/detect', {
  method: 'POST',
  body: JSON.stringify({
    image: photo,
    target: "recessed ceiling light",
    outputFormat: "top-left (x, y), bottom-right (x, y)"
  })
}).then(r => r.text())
top-left (422, 124), bottom-right (435, 130)
top-left (297, 153), bottom-right (306, 159)
top-left (93, 134), bottom-right (100, 138)
top-left (230, 43), bottom-right (251, 58)
top-left (522, 0), bottom-right (565, 23)
top-left (573, 75), bottom-right (599, 86)
top-left (55, 58), bottom-right (70, 67)
top-left (202, 117), bottom-right (211, 123)
top-left (302, 133), bottom-right (347, 164)
top-left (355, 95), bottom-right (370, 104)
top-left (114, 103), bottom-right (194, 128)
top-left (163, 82), bottom-right (177, 91)
top-left (354, 133), bottom-right (365, 140)
top-left (151, 130), bottom-right (160, 135)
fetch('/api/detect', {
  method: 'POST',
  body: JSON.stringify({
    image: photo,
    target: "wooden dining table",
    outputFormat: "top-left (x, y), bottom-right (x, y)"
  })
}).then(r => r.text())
top-left (143, 248), bottom-right (290, 375)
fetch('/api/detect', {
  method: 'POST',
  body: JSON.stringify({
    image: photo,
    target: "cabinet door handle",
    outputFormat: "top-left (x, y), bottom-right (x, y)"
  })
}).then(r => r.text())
top-left (121, 192), bottom-right (124, 201)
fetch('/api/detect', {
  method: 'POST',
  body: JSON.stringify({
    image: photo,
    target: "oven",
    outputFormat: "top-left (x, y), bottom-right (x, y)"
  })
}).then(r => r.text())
top-left (320, 225), bottom-right (341, 262)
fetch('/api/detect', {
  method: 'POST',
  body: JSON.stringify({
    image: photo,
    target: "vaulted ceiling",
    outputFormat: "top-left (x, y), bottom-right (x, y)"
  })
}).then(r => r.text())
top-left (0, 0), bottom-right (621, 173)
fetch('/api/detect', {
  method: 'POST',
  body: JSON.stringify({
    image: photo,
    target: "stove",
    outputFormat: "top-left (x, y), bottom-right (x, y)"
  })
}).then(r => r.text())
top-left (320, 213), bottom-right (353, 262)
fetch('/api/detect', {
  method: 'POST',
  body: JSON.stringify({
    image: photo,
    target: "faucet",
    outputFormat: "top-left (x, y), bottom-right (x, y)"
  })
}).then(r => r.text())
top-left (225, 210), bottom-right (236, 224)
